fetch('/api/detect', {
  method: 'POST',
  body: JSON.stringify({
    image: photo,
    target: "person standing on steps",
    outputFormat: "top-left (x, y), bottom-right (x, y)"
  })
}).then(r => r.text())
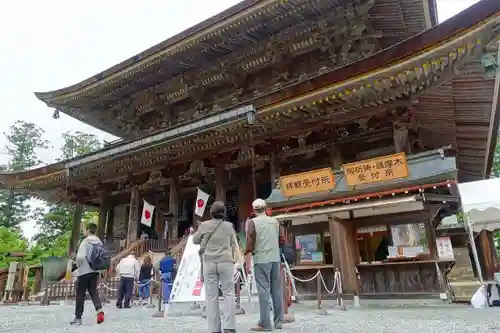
top-left (116, 248), bottom-right (141, 309)
top-left (245, 199), bottom-right (286, 331)
top-left (193, 201), bottom-right (237, 333)
top-left (70, 222), bottom-right (105, 326)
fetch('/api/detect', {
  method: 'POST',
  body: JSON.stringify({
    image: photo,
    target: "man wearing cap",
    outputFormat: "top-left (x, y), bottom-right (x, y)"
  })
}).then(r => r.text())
top-left (245, 198), bottom-right (286, 331)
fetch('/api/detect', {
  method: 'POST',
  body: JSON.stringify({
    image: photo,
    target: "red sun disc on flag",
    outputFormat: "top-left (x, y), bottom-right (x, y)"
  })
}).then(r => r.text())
top-left (144, 210), bottom-right (151, 219)
top-left (197, 199), bottom-right (205, 208)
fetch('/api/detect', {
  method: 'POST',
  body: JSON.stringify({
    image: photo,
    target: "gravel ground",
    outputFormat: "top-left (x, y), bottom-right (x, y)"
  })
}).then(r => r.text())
top-left (1, 300), bottom-right (499, 333)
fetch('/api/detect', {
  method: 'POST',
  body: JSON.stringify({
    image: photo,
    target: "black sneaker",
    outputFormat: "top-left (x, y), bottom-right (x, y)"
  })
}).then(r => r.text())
top-left (70, 318), bottom-right (83, 326)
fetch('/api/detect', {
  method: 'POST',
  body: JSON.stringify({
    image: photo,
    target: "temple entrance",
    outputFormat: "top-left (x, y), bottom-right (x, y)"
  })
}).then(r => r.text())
top-left (179, 197), bottom-right (194, 237)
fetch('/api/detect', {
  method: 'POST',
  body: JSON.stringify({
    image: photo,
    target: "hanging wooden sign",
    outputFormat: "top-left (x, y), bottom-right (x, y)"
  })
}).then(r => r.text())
top-left (342, 152), bottom-right (409, 186)
top-left (279, 168), bottom-right (335, 197)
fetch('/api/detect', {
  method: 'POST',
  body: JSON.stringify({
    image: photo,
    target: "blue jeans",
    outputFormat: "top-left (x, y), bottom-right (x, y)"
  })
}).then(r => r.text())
top-left (254, 262), bottom-right (283, 329)
top-left (138, 279), bottom-right (151, 299)
top-left (161, 272), bottom-right (173, 303)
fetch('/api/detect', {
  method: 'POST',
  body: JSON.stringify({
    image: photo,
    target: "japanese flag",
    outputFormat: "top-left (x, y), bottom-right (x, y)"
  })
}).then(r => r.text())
top-left (141, 200), bottom-right (155, 227)
top-left (194, 188), bottom-right (210, 217)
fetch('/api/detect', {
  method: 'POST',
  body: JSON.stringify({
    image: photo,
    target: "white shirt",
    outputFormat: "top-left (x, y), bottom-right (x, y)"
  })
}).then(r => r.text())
top-left (116, 255), bottom-right (141, 278)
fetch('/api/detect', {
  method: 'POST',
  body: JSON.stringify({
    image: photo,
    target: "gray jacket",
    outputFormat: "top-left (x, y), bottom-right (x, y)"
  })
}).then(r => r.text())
top-left (193, 219), bottom-right (236, 264)
top-left (75, 235), bottom-right (102, 276)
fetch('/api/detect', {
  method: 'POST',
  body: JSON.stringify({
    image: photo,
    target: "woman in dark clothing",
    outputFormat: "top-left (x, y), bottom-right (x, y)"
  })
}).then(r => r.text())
top-left (139, 254), bottom-right (154, 301)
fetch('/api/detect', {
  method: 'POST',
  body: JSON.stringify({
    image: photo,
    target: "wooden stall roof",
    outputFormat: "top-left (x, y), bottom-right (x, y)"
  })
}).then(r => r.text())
top-left (1, 2), bottom-right (498, 202)
top-left (33, 0), bottom-right (437, 137)
top-left (265, 147), bottom-right (457, 210)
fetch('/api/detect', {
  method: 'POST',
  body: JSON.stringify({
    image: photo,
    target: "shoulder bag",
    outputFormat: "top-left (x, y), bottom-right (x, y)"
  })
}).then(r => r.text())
top-left (198, 221), bottom-right (222, 282)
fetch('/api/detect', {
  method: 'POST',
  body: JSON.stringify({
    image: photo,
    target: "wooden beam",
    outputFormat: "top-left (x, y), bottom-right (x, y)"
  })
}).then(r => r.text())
top-left (169, 178), bottom-right (180, 242)
top-left (68, 202), bottom-right (83, 256)
top-left (97, 189), bottom-right (110, 239)
top-left (105, 203), bottom-right (114, 242)
top-left (215, 166), bottom-right (227, 202)
top-left (126, 186), bottom-right (140, 247)
top-left (269, 153), bottom-right (278, 190)
top-left (328, 144), bottom-right (343, 169)
top-left (393, 123), bottom-right (410, 154)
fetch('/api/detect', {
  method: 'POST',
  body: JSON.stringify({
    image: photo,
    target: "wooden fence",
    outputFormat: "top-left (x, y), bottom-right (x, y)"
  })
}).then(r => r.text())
top-left (46, 277), bottom-right (121, 300)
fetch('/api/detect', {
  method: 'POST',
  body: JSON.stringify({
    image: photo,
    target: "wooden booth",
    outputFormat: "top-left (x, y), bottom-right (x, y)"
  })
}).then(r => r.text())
top-left (267, 148), bottom-right (458, 298)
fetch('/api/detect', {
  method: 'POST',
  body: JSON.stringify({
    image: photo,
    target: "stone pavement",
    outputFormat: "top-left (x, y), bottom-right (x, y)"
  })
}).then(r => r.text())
top-left (1, 300), bottom-right (500, 333)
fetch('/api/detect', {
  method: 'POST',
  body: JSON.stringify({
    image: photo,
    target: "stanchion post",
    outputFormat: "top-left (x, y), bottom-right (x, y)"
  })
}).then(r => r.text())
top-left (316, 272), bottom-right (322, 310)
top-left (283, 270), bottom-right (289, 315)
top-left (235, 276), bottom-right (245, 315)
top-left (152, 279), bottom-right (164, 317)
top-left (282, 265), bottom-right (295, 323)
top-left (314, 271), bottom-right (328, 315)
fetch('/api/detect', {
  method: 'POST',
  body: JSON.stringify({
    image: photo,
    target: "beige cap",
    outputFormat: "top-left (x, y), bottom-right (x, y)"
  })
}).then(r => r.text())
top-left (252, 198), bottom-right (267, 209)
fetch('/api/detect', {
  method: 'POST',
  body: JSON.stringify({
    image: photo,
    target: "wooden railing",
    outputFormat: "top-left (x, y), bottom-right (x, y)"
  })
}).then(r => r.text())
top-left (109, 239), bottom-right (146, 275)
top-left (45, 277), bottom-right (121, 300)
top-left (137, 239), bottom-right (168, 255)
top-left (170, 235), bottom-right (189, 263)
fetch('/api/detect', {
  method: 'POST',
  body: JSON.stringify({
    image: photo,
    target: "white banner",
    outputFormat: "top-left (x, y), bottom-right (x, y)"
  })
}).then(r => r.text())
top-left (141, 200), bottom-right (155, 227)
top-left (169, 235), bottom-right (205, 303)
top-left (168, 235), bottom-right (245, 304)
top-left (194, 188), bottom-right (210, 217)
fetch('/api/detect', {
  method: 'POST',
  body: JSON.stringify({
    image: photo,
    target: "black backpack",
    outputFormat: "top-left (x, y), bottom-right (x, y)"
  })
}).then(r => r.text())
top-left (87, 242), bottom-right (111, 270)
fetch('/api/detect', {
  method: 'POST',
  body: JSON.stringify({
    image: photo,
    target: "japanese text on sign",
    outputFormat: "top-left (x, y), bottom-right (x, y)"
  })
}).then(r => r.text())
top-left (279, 168), bottom-right (335, 197)
top-left (342, 152), bottom-right (408, 186)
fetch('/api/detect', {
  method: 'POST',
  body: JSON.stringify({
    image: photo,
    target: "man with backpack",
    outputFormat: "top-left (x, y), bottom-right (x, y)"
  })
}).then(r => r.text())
top-left (245, 199), bottom-right (287, 331)
top-left (71, 222), bottom-right (106, 326)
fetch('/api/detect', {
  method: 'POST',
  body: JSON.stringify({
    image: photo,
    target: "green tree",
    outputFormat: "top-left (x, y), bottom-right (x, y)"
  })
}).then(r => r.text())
top-left (0, 121), bottom-right (48, 229)
top-left (34, 132), bottom-right (102, 249)
top-left (60, 131), bottom-right (102, 160)
top-left (491, 134), bottom-right (500, 178)
top-left (0, 226), bottom-right (29, 269)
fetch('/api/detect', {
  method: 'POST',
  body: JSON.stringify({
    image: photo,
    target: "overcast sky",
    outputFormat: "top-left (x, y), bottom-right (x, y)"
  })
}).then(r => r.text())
top-left (0, 0), bottom-right (479, 238)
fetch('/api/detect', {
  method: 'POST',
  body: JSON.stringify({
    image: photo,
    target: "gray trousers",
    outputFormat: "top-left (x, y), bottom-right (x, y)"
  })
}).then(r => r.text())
top-left (254, 261), bottom-right (283, 329)
top-left (204, 261), bottom-right (236, 332)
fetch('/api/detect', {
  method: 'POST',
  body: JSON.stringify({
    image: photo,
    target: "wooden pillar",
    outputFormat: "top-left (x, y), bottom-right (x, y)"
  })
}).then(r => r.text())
top-left (169, 178), bottom-right (179, 242)
top-left (328, 216), bottom-right (358, 293)
top-left (33, 267), bottom-right (42, 294)
top-left (328, 144), bottom-right (342, 169)
top-left (97, 190), bottom-right (109, 240)
top-left (215, 166), bottom-right (227, 202)
top-left (105, 205), bottom-right (115, 242)
top-left (238, 182), bottom-right (254, 231)
top-left (425, 218), bottom-right (438, 259)
top-left (478, 230), bottom-right (497, 280)
top-left (68, 202), bottom-right (83, 256)
top-left (155, 207), bottom-right (165, 243)
top-left (126, 186), bottom-right (140, 247)
top-left (393, 123), bottom-right (410, 154)
top-left (269, 153), bottom-right (279, 190)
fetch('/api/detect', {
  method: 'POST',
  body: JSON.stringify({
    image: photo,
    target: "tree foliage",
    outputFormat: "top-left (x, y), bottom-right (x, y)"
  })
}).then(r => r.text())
top-left (0, 126), bottom-right (103, 270)
top-left (34, 132), bottom-right (102, 251)
top-left (60, 131), bottom-right (102, 160)
top-left (0, 121), bottom-right (48, 229)
top-left (491, 133), bottom-right (500, 178)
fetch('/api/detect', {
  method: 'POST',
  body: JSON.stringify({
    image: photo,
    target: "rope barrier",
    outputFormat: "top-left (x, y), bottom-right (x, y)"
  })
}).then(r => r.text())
top-left (286, 270), bottom-right (321, 283)
top-left (282, 266), bottom-right (346, 309)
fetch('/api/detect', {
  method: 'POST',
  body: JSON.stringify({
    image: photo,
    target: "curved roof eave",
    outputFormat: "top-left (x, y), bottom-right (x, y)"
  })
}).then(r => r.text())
top-left (33, 0), bottom-right (272, 103)
top-left (0, 162), bottom-right (66, 188)
top-left (34, 0), bottom-right (439, 105)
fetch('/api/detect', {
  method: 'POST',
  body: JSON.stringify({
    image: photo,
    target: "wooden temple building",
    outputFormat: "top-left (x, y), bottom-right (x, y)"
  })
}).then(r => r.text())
top-left (1, 0), bottom-right (500, 299)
